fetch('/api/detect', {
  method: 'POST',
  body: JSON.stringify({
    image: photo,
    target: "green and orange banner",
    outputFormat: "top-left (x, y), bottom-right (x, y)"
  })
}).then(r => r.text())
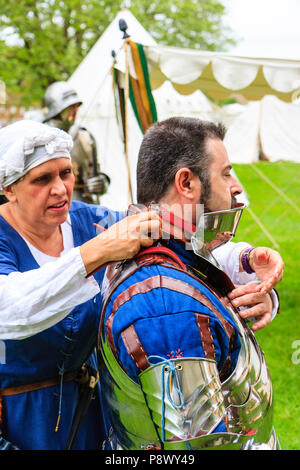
top-left (127, 40), bottom-right (157, 133)
top-left (113, 40), bottom-right (157, 138)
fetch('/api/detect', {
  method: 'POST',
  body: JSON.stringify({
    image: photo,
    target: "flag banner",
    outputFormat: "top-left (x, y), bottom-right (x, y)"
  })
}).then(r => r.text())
top-left (128, 40), bottom-right (157, 133)
top-left (112, 68), bottom-right (126, 142)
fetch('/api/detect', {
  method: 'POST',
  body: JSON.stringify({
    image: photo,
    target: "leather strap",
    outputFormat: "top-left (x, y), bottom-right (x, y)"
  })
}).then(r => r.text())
top-left (105, 275), bottom-right (235, 366)
top-left (135, 246), bottom-right (187, 271)
top-left (121, 324), bottom-right (150, 371)
top-left (100, 244), bottom-right (237, 376)
top-left (195, 313), bottom-right (216, 361)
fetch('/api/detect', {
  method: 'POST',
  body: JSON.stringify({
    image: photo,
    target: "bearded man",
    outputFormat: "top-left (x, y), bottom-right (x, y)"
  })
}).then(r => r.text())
top-left (97, 117), bottom-right (281, 450)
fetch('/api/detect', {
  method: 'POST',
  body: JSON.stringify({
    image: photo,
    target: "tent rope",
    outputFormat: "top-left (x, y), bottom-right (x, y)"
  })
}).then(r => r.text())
top-left (250, 163), bottom-right (300, 215)
top-left (245, 206), bottom-right (280, 249)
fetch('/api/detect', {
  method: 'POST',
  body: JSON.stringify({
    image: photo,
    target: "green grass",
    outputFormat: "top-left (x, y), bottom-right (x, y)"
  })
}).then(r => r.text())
top-left (233, 161), bottom-right (300, 450)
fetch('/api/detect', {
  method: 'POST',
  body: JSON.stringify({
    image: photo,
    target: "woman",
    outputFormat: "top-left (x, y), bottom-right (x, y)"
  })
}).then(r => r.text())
top-left (0, 120), bottom-right (160, 450)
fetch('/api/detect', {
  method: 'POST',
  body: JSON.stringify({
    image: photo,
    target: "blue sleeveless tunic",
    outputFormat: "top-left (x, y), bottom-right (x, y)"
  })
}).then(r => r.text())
top-left (0, 201), bottom-right (121, 450)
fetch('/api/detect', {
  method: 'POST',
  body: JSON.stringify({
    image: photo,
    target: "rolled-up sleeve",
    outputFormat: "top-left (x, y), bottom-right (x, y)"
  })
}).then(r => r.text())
top-left (213, 241), bottom-right (257, 285)
top-left (213, 241), bottom-right (279, 320)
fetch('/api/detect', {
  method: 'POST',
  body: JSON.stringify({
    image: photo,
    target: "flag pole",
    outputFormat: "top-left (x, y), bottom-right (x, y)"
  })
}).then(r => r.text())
top-left (119, 19), bottom-right (133, 205)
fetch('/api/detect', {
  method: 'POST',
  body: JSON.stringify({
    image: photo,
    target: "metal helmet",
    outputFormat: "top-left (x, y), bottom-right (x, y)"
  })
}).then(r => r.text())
top-left (43, 81), bottom-right (82, 122)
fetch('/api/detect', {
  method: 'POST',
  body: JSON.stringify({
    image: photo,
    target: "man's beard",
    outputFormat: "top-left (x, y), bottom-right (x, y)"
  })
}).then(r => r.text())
top-left (201, 194), bottom-right (237, 213)
top-left (230, 195), bottom-right (238, 209)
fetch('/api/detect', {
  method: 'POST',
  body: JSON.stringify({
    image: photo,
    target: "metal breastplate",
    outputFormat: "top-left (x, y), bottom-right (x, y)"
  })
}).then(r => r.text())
top-left (221, 308), bottom-right (275, 442)
top-left (100, 312), bottom-right (279, 450)
top-left (99, 251), bottom-right (279, 450)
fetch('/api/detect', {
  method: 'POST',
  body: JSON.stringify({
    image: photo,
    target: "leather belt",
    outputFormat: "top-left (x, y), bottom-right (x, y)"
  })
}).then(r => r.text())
top-left (0, 364), bottom-right (89, 397)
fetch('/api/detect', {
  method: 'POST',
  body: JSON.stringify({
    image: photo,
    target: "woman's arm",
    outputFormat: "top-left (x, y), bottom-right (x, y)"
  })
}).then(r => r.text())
top-left (0, 211), bottom-right (161, 340)
top-left (0, 247), bottom-right (99, 340)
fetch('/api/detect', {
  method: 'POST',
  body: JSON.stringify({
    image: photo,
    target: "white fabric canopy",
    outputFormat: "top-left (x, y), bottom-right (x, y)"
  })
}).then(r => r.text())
top-left (153, 80), bottom-right (215, 121)
top-left (224, 102), bottom-right (261, 164)
top-left (144, 45), bottom-right (300, 102)
top-left (260, 96), bottom-right (300, 162)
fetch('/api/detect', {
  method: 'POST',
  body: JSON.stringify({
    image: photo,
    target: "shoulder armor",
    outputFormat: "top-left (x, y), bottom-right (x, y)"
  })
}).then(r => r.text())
top-left (139, 357), bottom-right (225, 442)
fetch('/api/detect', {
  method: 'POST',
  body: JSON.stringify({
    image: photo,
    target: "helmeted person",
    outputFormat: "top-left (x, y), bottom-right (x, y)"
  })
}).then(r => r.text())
top-left (43, 81), bottom-right (110, 203)
top-left (98, 117), bottom-right (281, 450)
top-left (0, 119), bottom-right (161, 450)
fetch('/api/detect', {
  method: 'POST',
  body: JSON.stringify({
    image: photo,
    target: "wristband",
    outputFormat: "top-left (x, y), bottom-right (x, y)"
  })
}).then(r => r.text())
top-left (272, 288), bottom-right (280, 314)
top-left (241, 247), bottom-right (256, 274)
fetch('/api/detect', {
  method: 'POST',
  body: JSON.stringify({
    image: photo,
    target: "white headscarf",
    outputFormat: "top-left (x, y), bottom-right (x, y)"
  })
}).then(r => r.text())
top-left (0, 120), bottom-right (73, 189)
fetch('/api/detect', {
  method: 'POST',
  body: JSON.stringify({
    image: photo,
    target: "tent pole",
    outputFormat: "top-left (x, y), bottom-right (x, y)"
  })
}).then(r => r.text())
top-left (124, 38), bottom-right (134, 205)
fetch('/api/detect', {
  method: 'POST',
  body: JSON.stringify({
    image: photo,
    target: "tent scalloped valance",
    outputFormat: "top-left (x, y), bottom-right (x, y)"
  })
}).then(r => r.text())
top-left (145, 45), bottom-right (300, 99)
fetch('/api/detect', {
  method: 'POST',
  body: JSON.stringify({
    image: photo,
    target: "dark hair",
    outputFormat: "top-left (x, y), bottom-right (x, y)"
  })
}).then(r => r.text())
top-left (137, 117), bottom-right (226, 205)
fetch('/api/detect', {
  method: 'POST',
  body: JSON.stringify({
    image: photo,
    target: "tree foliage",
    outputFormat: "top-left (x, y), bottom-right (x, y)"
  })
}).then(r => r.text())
top-left (0, 0), bottom-right (235, 106)
top-left (129, 0), bottom-right (235, 50)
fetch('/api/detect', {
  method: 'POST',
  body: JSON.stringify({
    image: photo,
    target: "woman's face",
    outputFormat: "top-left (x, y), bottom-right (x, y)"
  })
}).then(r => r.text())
top-left (5, 157), bottom-right (75, 230)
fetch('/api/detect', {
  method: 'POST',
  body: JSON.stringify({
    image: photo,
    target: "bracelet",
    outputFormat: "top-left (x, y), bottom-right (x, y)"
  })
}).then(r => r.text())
top-left (272, 288), bottom-right (281, 314)
top-left (241, 247), bottom-right (256, 274)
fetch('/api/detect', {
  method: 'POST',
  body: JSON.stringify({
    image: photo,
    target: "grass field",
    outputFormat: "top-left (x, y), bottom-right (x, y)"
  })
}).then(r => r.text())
top-left (233, 161), bottom-right (300, 450)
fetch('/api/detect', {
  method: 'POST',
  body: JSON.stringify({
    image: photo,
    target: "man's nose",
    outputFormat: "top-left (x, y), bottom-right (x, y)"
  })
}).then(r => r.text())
top-left (231, 176), bottom-right (243, 196)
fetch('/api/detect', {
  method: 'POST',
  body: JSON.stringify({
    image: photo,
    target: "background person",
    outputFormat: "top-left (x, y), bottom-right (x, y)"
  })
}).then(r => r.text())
top-left (43, 81), bottom-right (110, 204)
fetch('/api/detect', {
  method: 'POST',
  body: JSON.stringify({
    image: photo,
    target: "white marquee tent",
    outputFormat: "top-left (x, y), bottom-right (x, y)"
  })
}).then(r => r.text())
top-left (69, 9), bottom-right (300, 210)
top-left (225, 94), bottom-right (300, 164)
top-left (143, 46), bottom-right (300, 103)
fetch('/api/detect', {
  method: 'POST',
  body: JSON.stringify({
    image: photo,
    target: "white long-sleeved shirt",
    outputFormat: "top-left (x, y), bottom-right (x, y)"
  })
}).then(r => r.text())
top-left (213, 241), bottom-right (256, 285)
top-left (0, 217), bottom-right (100, 340)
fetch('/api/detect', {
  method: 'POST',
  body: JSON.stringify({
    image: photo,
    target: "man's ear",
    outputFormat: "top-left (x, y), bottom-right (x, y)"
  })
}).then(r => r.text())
top-left (3, 184), bottom-right (17, 203)
top-left (174, 167), bottom-right (201, 202)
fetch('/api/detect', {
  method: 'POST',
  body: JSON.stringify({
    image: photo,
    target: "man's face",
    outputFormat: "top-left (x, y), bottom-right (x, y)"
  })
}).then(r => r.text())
top-left (202, 138), bottom-right (242, 212)
top-left (60, 103), bottom-right (80, 124)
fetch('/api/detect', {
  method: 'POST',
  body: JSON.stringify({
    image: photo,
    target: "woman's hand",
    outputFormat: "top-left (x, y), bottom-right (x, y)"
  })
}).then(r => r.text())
top-left (227, 283), bottom-right (273, 331)
top-left (80, 211), bottom-right (161, 275)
